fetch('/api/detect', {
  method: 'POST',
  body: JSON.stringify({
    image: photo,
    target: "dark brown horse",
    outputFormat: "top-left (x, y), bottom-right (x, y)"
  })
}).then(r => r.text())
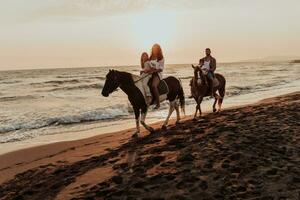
top-left (101, 70), bottom-right (185, 137)
top-left (190, 65), bottom-right (226, 119)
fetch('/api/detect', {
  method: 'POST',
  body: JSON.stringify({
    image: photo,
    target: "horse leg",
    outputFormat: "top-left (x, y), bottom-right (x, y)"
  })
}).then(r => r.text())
top-left (132, 107), bottom-right (140, 138)
top-left (193, 104), bottom-right (198, 120)
top-left (213, 91), bottom-right (221, 99)
top-left (213, 97), bottom-right (218, 113)
top-left (218, 98), bottom-right (223, 112)
top-left (198, 96), bottom-right (203, 117)
top-left (217, 88), bottom-right (225, 112)
top-left (162, 100), bottom-right (176, 130)
top-left (175, 102), bottom-right (181, 125)
top-left (140, 111), bottom-right (154, 133)
top-left (218, 94), bottom-right (224, 112)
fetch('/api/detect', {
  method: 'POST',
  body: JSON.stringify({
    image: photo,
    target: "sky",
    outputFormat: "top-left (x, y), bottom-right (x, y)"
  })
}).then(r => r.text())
top-left (0, 0), bottom-right (300, 70)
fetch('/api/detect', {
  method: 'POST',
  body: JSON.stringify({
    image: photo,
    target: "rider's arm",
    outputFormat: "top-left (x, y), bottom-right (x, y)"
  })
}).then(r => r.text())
top-left (143, 68), bottom-right (162, 73)
top-left (211, 57), bottom-right (216, 72)
top-left (148, 59), bottom-right (164, 73)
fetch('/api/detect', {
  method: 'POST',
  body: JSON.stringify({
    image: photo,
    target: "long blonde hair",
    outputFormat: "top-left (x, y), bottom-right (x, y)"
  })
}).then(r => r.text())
top-left (150, 43), bottom-right (164, 61)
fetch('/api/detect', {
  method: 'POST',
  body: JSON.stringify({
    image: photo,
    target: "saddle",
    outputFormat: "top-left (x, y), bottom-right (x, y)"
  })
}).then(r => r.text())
top-left (199, 69), bottom-right (219, 88)
top-left (203, 75), bottom-right (219, 96)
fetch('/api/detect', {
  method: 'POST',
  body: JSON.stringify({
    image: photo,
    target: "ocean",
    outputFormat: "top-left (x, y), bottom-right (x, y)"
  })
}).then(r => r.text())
top-left (0, 61), bottom-right (299, 151)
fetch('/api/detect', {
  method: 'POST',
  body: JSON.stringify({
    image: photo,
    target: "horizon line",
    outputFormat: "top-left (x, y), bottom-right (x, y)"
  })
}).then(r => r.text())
top-left (0, 59), bottom-right (296, 72)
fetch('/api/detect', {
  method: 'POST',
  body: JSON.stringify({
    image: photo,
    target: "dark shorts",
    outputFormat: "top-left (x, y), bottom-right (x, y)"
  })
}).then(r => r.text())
top-left (207, 71), bottom-right (214, 79)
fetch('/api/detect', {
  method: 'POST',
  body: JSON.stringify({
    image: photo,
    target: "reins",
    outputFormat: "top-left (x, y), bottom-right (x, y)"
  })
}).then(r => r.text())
top-left (134, 73), bottom-right (152, 83)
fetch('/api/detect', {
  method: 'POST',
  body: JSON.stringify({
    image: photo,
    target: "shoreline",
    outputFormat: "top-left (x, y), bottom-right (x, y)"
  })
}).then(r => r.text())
top-left (0, 91), bottom-right (299, 199)
top-left (0, 91), bottom-right (298, 168)
top-left (1, 86), bottom-right (299, 156)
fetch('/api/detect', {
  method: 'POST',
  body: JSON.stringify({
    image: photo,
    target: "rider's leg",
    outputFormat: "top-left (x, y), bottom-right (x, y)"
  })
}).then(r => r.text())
top-left (208, 72), bottom-right (214, 97)
top-left (142, 75), bottom-right (152, 105)
top-left (152, 74), bottom-right (160, 109)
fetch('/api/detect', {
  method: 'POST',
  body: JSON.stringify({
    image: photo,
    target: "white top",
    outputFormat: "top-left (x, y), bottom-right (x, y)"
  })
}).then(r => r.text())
top-left (149, 59), bottom-right (164, 71)
top-left (202, 60), bottom-right (210, 70)
top-left (141, 59), bottom-right (164, 79)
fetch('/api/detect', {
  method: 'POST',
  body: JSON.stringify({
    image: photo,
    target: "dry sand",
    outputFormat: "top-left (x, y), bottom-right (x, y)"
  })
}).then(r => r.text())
top-left (0, 92), bottom-right (299, 200)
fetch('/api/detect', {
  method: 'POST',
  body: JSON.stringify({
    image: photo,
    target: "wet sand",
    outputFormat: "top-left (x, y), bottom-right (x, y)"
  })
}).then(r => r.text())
top-left (0, 92), bottom-right (299, 200)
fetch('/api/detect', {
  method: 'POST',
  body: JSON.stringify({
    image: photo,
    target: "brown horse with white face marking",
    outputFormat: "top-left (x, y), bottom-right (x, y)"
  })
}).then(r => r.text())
top-left (190, 65), bottom-right (226, 119)
top-left (101, 70), bottom-right (185, 137)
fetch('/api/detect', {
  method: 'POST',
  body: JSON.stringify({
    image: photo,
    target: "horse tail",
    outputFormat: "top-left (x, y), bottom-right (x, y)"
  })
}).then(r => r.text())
top-left (178, 78), bottom-right (185, 115)
top-left (217, 74), bottom-right (226, 98)
top-left (216, 74), bottom-right (226, 106)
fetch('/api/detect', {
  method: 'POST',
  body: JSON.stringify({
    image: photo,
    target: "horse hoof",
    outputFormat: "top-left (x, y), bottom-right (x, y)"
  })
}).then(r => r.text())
top-left (149, 128), bottom-right (155, 134)
top-left (132, 133), bottom-right (138, 138)
top-left (213, 108), bottom-right (217, 113)
top-left (175, 121), bottom-right (180, 125)
top-left (161, 125), bottom-right (167, 130)
top-left (193, 118), bottom-right (197, 121)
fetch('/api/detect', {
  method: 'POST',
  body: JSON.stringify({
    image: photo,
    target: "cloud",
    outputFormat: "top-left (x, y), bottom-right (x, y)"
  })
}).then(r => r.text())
top-left (33, 0), bottom-right (153, 19)
top-left (30, 0), bottom-right (217, 20)
top-left (5, 0), bottom-right (299, 23)
top-left (0, 0), bottom-right (224, 24)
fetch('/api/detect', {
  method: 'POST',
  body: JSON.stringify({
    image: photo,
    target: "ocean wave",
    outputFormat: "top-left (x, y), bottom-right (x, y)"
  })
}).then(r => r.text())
top-left (226, 86), bottom-right (254, 96)
top-left (56, 75), bottom-right (81, 79)
top-left (48, 83), bottom-right (104, 91)
top-left (226, 80), bottom-right (289, 97)
top-left (56, 75), bottom-right (105, 80)
top-left (45, 79), bottom-right (80, 84)
top-left (0, 95), bottom-right (40, 102)
top-left (0, 80), bottom-right (21, 84)
top-left (87, 76), bottom-right (106, 80)
top-left (229, 85), bottom-right (254, 91)
top-left (179, 76), bottom-right (194, 80)
top-left (31, 79), bottom-right (81, 86)
top-left (0, 105), bottom-right (129, 135)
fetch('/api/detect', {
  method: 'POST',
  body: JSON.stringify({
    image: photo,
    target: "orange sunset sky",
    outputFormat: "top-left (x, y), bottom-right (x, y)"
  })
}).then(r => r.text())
top-left (0, 0), bottom-right (300, 70)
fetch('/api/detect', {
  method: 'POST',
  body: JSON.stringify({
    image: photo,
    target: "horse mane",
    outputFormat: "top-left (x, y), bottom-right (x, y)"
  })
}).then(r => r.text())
top-left (197, 69), bottom-right (206, 84)
top-left (114, 70), bottom-right (135, 85)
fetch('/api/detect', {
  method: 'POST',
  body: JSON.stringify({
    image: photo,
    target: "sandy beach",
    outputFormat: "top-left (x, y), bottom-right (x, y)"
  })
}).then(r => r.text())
top-left (0, 92), bottom-right (299, 200)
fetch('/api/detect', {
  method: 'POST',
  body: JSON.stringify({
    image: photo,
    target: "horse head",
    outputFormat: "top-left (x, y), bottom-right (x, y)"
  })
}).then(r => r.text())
top-left (192, 64), bottom-right (199, 79)
top-left (101, 70), bottom-right (120, 97)
top-left (191, 65), bottom-right (205, 86)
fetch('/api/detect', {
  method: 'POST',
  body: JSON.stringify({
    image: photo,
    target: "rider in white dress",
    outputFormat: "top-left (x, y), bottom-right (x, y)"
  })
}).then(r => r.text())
top-left (140, 52), bottom-right (164, 105)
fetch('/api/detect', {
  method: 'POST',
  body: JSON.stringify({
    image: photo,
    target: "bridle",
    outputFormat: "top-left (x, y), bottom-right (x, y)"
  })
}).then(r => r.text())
top-left (194, 69), bottom-right (206, 87)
